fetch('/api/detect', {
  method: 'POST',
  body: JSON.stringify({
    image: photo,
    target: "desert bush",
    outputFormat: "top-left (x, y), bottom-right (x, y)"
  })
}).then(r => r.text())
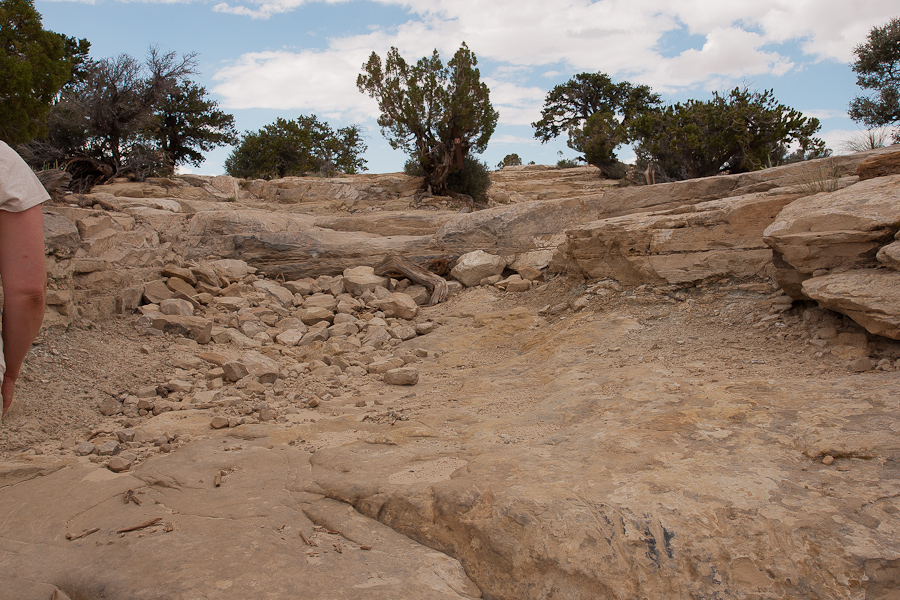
top-left (447, 157), bottom-right (492, 204)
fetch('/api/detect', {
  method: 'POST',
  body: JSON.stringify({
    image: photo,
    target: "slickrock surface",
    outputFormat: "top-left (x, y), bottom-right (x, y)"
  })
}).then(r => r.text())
top-left (2, 149), bottom-right (900, 599)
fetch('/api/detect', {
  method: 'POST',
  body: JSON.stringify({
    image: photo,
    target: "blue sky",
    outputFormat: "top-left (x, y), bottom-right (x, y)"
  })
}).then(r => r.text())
top-left (34, 0), bottom-right (899, 175)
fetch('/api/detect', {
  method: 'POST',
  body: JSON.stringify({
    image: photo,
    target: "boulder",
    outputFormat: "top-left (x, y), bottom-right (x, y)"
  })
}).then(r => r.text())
top-left (43, 212), bottom-right (81, 258)
top-left (304, 293), bottom-right (339, 311)
top-left (371, 292), bottom-right (419, 319)
top-left (275, 329), bottom-right (306, 346)
top-left (342, 266), bottom-right (390, 296)
top-left (877, 239), bottom-right (900, 270)
top-left (77, 215), bottom-right (116, 239)
top-left (450, 251), bottom-right (507, 287)
top-left (383, 367), bottom-right (419, 385)
top-left (253, 279), bottom-right (294, 307)
top-left (296, 306), bottom-right (334, 325)
top-left (495, 274), bottom-right (531, 292)
top-left (763, 175), bottom-right (900, 298)
top-left (159, 298), bottom-right (194, 317)
top-left (802, 270), bottom-right (900, 339)
top-left (208, 258), bottom-right (257, 280)
top-left (855, 149), bottom-right (900, 180)
top-left (144, 281), bottom-right (175, 304)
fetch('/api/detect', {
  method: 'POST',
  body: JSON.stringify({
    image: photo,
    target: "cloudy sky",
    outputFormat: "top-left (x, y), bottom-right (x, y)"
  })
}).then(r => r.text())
top-left (35, 0), bottom-right (898, 175)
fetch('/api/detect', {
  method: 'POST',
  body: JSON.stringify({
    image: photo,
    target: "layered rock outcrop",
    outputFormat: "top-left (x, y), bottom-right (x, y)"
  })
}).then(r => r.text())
top-left (763, 165), bottom-right (900, 339)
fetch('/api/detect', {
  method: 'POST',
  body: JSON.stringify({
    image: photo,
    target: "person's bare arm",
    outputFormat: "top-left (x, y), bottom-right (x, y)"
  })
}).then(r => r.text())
top-left (0, 204), bottom-right (46, 415)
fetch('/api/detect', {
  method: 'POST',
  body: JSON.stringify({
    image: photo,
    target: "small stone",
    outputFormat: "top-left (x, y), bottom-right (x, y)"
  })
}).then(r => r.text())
top-left (846, 357), bottom-right (875, 372)
top-left (75, 441), bottom-right (96, 456)
top-left (97, 441), bottom-right (120, 456)
top-left (822, 455), bottom-right (835, 465)
top-left (98, 397), bottom-right (122, 416)
top-left (116, 430), bottom-right (136, 443)
top-left (307, 397), bottom-right (320, 408)
top-left (167, 379), bottom-right (194, 393)
top-left (107, 456), bottom-right (133, 472)
top-left (137, 398), bottom-right (155, 411)
top-left (210, 416), bottom-right (229, 429)
top-left (383, 367), bottom-right (419, 386)
top-left (136, 386), bottom-right (158, 399)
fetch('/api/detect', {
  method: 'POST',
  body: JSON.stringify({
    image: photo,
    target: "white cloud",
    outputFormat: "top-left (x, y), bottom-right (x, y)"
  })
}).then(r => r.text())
top-left (639, 26), bottom-right (794, 90)
top-left (210, 0), bottom-right (899, 122)
top-left (803, 108), bottom-right (848, 121)
top-left (213, 48), bottom-right (379, 119)
top-left (491, 134), bottom-right (540, 146)
top-left (212, 0), bottom-right (346, 19)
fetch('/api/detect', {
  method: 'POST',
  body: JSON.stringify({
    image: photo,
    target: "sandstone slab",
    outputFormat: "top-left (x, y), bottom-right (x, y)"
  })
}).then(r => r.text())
top-left (0, 439), bottom-right (480, 600)
top-left (565, 192), bottom-right (799, 284)
top-left (763, 175), bottom-right (900, 284)
top-left (802, 269), bottom-right (900, 339)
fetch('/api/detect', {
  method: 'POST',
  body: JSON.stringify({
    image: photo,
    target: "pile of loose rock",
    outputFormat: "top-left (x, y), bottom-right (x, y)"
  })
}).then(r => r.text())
top-left (58, 245), bottom-right (554, 471)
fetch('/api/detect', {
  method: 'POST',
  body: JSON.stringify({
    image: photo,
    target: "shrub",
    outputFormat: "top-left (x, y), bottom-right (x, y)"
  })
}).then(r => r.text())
top-left (447, 157), bottom-right (492, 204)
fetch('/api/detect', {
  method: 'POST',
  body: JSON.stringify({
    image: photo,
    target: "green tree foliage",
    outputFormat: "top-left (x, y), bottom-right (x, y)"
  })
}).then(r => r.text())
top-left (357, 42), bottom-right (498, 194)
top-left (0, 0), bottom-right (89, 144)
top-left (497, 153), bottom-right (522, 168)
top-left (225, 115), bottom-right (367, 179)
top-left (532, 72), bottom-right (660, 177)
top-left (632, 88), bottom-right (826, 180)
top-left (153, 82), bottom-right (238, 171)
top-left (446, 157), bottom-right (491, 204)
top-left (46, 48), bottom-right (198, 171)
top-left (848, 17), bottom-right (900, 142)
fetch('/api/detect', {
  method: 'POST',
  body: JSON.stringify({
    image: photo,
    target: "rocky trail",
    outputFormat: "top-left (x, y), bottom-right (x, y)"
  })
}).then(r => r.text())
top-left (1, 152), bottom-right (899, 599)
